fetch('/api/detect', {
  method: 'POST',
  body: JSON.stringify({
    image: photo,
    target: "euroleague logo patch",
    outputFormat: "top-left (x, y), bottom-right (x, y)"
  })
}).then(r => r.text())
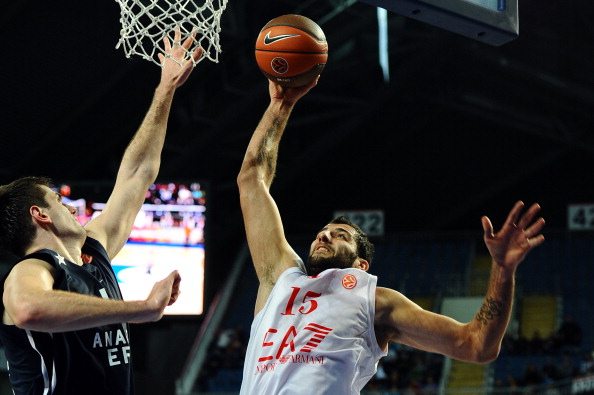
top-left (342, 274), bottom-right (357, 289)
top-left (271, 57), bottom-right (289, 74)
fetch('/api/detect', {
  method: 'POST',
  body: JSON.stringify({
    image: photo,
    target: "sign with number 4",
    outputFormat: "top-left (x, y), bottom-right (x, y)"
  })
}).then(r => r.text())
top-left (568, 204), bottom-right (594, 231)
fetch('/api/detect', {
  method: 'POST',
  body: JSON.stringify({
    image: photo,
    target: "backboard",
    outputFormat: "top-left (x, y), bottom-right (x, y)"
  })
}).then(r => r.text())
top-left (358, 0), bottom-right (519, 46)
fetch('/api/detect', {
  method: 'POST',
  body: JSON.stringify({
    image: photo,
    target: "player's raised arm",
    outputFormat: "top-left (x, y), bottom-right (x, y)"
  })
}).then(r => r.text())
top-left (375, 202), bottom-right (545, 363)
top-left (3, 259), bottom-right (181, 332)
top-left (85, 29), bottom-right (203, 259)
top-left (237, 80), bottom-right (317, 309)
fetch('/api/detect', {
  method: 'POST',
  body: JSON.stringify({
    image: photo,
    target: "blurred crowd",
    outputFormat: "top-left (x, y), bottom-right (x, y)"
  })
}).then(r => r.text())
top-left (494, 315), bottom-right (594, 393)
top-left (502, 315), bottom-right (583, 356)
top-left (365, 344), bottom-right (444, 394)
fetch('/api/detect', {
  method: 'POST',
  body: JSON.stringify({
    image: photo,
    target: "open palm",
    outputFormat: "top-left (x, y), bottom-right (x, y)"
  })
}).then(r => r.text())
top-left (482, 201), bottom-right (545, 269)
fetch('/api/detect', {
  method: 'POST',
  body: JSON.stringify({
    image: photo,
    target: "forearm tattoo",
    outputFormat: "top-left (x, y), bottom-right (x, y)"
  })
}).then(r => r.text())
top-left (475, 297), bottom-right (504, 326)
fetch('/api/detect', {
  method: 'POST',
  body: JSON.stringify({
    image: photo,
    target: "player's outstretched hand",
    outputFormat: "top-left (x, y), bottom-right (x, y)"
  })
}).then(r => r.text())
top-left (144, 270), bottom-right (182, 321)
top-left (482, 201), bottom-right (545, 270)
top-left (268, 76), bottom-right (319, 106)
top-left (158, 27), bottom-right (203, 88)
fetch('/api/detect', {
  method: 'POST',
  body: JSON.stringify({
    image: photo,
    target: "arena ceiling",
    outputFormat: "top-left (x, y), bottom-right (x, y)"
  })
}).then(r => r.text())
top-left (2, 0), bottom-right (593, 241)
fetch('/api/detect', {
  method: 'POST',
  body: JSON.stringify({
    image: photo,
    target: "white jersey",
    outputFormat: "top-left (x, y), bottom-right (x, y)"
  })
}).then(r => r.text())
top-left (240, 266), bottom-right (387, 395)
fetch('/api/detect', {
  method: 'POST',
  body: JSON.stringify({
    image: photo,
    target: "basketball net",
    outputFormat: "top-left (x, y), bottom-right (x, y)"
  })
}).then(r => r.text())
top-left (115, 0), bottom-right (228, 67)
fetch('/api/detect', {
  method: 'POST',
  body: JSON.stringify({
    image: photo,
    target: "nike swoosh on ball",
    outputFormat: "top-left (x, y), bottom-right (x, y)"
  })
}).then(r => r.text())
top-left (264, 32), bottom-right (300, 45)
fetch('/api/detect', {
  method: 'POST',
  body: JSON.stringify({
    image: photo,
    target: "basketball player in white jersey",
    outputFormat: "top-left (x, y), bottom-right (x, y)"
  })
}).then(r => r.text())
top-left (237, 78), bottom-right (545, 394)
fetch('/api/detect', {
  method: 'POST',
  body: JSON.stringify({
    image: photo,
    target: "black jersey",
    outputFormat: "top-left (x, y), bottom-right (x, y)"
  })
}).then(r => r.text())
top-left (0, 237), bottom-right (134, 395)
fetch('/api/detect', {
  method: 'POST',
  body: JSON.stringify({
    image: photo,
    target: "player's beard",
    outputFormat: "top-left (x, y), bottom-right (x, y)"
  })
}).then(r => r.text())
top-left (305, 248), bottom-right (358, 276)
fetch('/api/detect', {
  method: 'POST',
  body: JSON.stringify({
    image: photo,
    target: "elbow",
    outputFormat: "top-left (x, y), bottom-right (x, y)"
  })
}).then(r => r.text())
top-left (483, 344), bottom-right (501, 363)
top-left (237, 159), bottom-right (250, 190)
top-left (9, 300), bottom-right (46, 329)
top-left (237, 169), bottom-right (249, 191)
top-left (237, 165), bottom-right (260, 193)
top-left (123, 161), bottom-right (160, 186)
top-left (468, 344), bottom-right (501, 364)
top-left (138, 162), bottom-right (160, 184)
top-left (474, 351), bottom-right (499, 365)
top-left (3, 288), bottom-right (50, 330)
top-left (455, 332), bottom-right (501, 364)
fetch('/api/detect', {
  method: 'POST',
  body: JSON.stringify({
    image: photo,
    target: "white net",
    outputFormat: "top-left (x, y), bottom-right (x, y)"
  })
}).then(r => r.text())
top-left (115, 0), bottom-right (228, 67)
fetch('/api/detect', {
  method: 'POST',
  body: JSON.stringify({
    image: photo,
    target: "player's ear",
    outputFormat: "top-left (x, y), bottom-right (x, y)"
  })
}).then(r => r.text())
top-left (30, 205), bottom-right (51, 225)
top-left (354, 258), bottom-right (369, 272)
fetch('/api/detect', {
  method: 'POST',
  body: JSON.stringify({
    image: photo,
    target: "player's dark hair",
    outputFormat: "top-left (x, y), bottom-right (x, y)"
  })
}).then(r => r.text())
top-left (330, 216), bottom-right (375, 264)
top-left (0, 177), bottom-right (52, 257)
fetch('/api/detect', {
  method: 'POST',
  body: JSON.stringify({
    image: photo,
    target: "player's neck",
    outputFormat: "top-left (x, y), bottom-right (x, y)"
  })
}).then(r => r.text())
top-left (27, 231), bottom-right (85, 265)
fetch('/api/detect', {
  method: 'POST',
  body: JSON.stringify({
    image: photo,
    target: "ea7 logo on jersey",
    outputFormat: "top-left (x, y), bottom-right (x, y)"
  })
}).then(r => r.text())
top-left (342, 274), bottom-right (357, 289)
top-left (256, 323), bottom-right (332, 373)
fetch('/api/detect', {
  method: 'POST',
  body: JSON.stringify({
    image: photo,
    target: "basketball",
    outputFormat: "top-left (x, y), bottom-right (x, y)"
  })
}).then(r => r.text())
top-left (255, 14), bottom-right (328, 88)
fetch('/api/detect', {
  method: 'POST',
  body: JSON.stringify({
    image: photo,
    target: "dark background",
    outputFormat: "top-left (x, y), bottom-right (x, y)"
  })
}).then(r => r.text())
top-left (1, 0), bottom-right (593, 393)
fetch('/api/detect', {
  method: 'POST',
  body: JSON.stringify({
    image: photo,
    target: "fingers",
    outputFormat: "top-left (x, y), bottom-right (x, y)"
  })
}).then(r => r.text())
top-left (182, 31), bottom-right (196, 51)
top-left (167, 270), bottom-right (181, 306)
top-left (191, 46), bottom-right (204, 63)
top-left (174, 26), bottom-right (182, 46)
top-left (517, 202), bottom-right (541, 230)
top-left (160, 28), bottom-right (203, 73)
top-left (495, 201), bottom-right (545, 244)
top-left (163, 27), bottom-right (181, 53)
top-left (482, 216), bottom-right (494, 239)
top-left (529, 234), bottom-right (545, 249)
top-left (503, 200), bottom-right (525, 229)
top-left (511, 201), bottom-right (545, 240)
top-left (492, 201), bottom-right (545, 233)
top-left (168, 289), bottom-right (180, 306)
top-left (525, 216), bottom-right (545, 238)
top-left (162, 28), bottom-right (192, 53)
top-left (163, 35), bottom-right (172, 52)
top-left (167, 270), bottom-right (180, 283)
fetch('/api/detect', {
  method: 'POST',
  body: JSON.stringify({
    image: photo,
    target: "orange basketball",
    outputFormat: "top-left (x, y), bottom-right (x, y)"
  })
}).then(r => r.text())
top-left (255, 14), bottom-right (328, 88)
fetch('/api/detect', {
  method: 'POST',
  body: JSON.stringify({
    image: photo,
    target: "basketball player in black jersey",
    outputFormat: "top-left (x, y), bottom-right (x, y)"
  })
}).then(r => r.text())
top-left (0, 30), bottom-right (202, 395)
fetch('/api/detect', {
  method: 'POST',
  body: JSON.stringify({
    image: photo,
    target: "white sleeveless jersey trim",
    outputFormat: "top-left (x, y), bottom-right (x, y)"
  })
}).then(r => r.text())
top-left (26, 329), bottom-right (55, 394)
top-left (241, 266), bottom-right (387, 395)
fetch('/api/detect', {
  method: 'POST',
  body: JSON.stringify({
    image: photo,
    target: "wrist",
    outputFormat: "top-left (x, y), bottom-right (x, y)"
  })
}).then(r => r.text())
top-left (269, 100), bottom-right (294, 117)
top-left (155, 82), bottom-right (177, 98)
top-left (127, 299), bottom-right (158, 323)
top-left (491, 261), bottom-right (515, 282)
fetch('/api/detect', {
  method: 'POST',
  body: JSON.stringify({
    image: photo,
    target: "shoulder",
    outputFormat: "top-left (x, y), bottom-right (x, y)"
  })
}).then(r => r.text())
top-left (374, 287), bottom-right (421, 322)
top-left (375, 287), bottom-right (395, 314)
top-left (266, 253), bottom-right (304, 286)
top-left (8, 252), bottom-right (61, 277)
top-left (375, 286), bottom-right (396, 300)
top-left (368, 286), bottom-right (404, 350)
top-left (3, 250), bottom-right (76, 291)
top-left (2, 257), bottom-right (58, 302)
top-left (8, 257), bottom-right (58, 279)
top-left (272, 265), bottom-right (306, 285)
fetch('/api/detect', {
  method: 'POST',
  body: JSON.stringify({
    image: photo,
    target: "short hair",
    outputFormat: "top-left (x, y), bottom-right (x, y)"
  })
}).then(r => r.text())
top-left (0, 177), bottom-right (52, 257)
top-left (330, 216), bottom-right (375, 264)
